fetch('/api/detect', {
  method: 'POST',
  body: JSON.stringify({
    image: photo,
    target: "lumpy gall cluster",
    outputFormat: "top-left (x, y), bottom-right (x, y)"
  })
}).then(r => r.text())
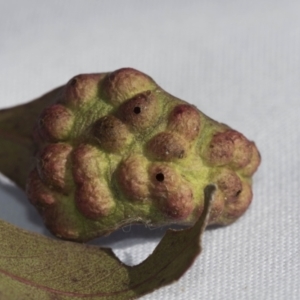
top-left (26, 68), bottom-right (261, 241)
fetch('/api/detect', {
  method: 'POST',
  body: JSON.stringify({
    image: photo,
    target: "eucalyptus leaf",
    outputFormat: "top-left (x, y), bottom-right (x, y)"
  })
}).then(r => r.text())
top-left (0, 185), bottom-right (214, 300)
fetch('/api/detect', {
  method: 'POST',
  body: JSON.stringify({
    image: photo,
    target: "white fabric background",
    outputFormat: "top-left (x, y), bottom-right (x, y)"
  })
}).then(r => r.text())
top-left (0, 1), bottom-right (299, 299)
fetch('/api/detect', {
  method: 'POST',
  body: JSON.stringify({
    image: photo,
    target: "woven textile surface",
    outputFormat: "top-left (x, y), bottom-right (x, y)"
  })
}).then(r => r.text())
top-left (0, 1), bottom-right (299, 299)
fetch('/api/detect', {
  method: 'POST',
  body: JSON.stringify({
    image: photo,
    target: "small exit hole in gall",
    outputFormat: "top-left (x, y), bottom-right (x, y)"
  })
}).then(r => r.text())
top-left (156, 173), bottom-right (164, 182)
top-left (133, 107), bottom-right (141, 114)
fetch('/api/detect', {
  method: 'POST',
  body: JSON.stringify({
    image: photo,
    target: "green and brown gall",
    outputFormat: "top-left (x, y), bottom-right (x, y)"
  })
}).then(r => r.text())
top-left (26, 68), bottom-right (261, 241)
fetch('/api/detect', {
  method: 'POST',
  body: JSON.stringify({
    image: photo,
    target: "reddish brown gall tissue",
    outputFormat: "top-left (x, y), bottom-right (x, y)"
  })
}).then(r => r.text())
top-left (215, 169), bottom-right (243, 203)
top-left (149, 164), bottom-right (194, 219)
top-left (72, 144), bottom-right (100, 184)
top-left (25, 68), bottom-right (261, 241)
top-left (218, 181), bottom-right (253, 224)
top-left (241, 142), bottom-right (261, 176)
top-left (202, 130), bottom-right (235, 166)
top-left (229, 131), bottom-right (253, 169)
top-left (26, 169), bottom-right (56, 207)
top-left (43, 207), bottom-right (80, 241)
top-left (38, 104), bottom-right (74, 141)
top-left (76, 179), bottom-right (114, 219)
top-left (92, 115), bottom-right (131, 153)
top-left (147, 132), bottom-right (187, 161)
top-left (160, 184), bottom-right (194, 220)
top-left (149, 164), bottom-right (181, 194)
top-left (116, 155), bottom-right (150, 202)
top-left (63, 74), bottom-right (104, 107)
top-left (103, 68), bottom-right (156, 106)
top-left (118, 91), bottom-right (159, 130)
top-left (37, 143), bottom-right (73, 192)
top-left (202, 129), bottom-right (253, 169)
top-left (168, 104), bottom-right (201, 141)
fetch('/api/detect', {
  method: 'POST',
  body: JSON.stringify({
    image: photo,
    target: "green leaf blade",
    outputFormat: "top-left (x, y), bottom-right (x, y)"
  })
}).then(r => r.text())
top-left (0, 185), bottom-right (214, 300)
